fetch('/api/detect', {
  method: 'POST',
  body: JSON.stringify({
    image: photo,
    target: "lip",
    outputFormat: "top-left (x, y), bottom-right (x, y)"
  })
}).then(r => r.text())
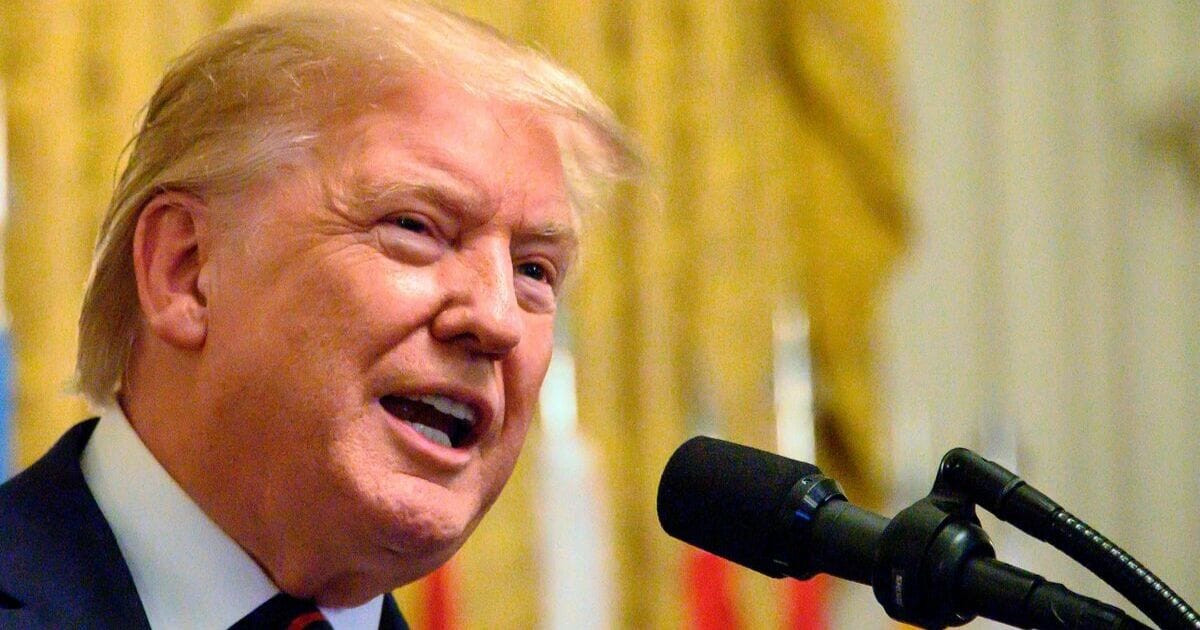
top-left (376, 384), bottom-right (497, 468)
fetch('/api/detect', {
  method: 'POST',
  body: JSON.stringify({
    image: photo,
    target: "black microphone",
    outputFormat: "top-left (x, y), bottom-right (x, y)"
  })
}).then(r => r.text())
top-left (657, 436), bottom-right (1150, 630)
top-left (656, 435), bottom-right (885, 583)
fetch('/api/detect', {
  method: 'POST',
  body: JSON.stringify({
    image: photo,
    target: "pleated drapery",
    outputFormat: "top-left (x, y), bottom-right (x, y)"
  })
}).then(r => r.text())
top-left (1, 2), bottom-right (904, 628)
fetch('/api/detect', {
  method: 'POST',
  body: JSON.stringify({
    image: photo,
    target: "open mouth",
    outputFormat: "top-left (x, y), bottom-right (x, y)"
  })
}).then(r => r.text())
top-left (381, 394), bottom-right (479, 449)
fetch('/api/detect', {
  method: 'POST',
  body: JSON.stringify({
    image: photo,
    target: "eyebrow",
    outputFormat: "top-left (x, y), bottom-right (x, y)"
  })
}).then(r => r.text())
top-left (519, 219), bottom-right (579, 250)
top-left (354, 180), bottom-right (480, 217)
top-left (340, 159), bottom-right (583, 253)
top-left (348, 178), bottom-right (579, 249)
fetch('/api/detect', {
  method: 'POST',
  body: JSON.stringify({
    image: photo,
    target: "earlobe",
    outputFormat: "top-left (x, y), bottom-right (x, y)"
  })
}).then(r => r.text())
top-left (132, 191), bottom-right (212, 350)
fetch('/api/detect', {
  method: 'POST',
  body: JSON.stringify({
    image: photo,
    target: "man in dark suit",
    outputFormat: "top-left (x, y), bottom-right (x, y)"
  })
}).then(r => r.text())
top-left (0, 1), bottom-right (636, 628)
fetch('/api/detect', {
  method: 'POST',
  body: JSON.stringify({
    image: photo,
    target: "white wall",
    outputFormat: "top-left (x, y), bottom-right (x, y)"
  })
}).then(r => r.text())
top-left (880, 2), bottom-right (1200, 627)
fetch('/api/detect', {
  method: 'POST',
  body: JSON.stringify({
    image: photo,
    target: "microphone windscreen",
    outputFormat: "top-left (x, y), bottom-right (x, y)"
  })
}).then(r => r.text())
top-left (656, 436), bottom-right (822, 577)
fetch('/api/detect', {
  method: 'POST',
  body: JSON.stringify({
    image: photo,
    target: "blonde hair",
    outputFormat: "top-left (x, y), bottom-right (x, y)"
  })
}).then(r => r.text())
top-left (76, 0), bottom-right (639, 407)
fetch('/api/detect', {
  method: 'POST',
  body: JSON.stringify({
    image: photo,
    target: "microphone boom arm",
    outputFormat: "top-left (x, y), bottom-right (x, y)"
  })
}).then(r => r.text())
top-left (784, 463), bottom-right (1146, 629)
top-left (938, 449), bottom-right (1199, 630)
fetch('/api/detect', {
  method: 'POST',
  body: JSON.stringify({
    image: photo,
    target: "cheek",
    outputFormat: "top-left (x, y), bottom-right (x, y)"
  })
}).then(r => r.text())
top-left (292, 250), bottom-right (445, 354)
top-left (505, 321), bottom-right (555, 413)
top-left (492, 320), bottom-right (554, 459)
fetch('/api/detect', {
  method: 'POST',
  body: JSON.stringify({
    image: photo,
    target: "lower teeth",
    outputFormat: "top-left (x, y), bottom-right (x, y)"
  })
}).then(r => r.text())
top-left (404, 421), bottom-right (452, 447)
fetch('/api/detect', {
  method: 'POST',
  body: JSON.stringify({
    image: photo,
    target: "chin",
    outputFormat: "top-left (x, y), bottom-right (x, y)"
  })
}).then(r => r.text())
top-left (316, 439), bottom-right (499, 592)
top-left (385, 509), bottom-right (475, 565)
top-left (296, 516), bottom-right (469, 606)
top-left (369, 481), bottom-right (480, 562)
top-left (336, 529), bottom-right (466, 601)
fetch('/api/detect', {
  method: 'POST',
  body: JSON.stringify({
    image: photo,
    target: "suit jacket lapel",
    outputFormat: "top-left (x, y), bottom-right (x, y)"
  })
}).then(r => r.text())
top-left (0, 419), bottom-right (413, 630)
top-left (0, 419), bottom-right (151, 629)
top-left (380, 593), bottom-right (412, 630)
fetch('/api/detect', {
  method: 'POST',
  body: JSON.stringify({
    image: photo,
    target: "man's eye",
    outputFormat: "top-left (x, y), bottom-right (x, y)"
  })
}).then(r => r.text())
top-left (516, 261), bottom-right (552, 284)
top-left (394, 216), bottom-right (429, 233)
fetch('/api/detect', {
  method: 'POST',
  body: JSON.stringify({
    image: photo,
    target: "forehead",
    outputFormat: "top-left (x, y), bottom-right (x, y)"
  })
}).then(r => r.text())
top-left (324, 73), bottom-right (576, 232)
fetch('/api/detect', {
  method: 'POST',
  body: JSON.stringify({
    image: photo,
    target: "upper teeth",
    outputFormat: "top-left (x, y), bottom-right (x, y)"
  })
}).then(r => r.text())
top-left (418, 394), bottom-right (477, 425)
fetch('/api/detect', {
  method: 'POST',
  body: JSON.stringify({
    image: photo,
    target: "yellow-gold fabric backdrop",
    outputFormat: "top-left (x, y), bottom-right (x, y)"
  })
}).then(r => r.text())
top-left (1, 1), bottom-right (904, 628)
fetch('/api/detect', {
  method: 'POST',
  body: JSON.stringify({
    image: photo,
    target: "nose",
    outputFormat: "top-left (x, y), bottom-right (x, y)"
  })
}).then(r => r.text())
top-left (430, 242), bottom-right (523, 359)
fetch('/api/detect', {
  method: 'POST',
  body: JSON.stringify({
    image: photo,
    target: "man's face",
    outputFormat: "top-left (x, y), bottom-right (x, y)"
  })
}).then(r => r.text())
top-left (193, 74), bottom-right (573, 600)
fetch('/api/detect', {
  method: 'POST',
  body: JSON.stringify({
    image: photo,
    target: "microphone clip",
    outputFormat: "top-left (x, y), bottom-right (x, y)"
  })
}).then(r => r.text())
top-left (871, 454), bottom-right (1139, 630)
top-left (872, 466), bottom-right (995, 629)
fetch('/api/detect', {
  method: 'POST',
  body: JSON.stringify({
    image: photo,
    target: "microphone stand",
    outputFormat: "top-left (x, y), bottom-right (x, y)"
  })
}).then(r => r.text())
top-left (937, 449), bottom-right (1199, 630)
top-left (869, 462), bottom-right (1151, 629)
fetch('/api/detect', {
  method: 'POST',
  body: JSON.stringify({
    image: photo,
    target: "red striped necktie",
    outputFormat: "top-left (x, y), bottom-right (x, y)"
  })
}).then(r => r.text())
top-left (228, 592), bottom-right (333, 630)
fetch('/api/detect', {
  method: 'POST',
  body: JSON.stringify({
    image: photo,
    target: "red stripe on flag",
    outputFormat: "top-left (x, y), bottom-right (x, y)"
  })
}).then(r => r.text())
top-left (424, 563), bottom-right (459, 630)
top-left (684, 549), bottom-right (741, 630)
top-left (785, 574), bottom-right (829, 630)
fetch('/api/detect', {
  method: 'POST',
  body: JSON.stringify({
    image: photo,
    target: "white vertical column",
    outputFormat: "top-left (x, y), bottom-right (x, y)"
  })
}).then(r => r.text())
top-left (1110, 1), bottom-right (1200, 600)
top-left (773, 296), bottom-right (815, 463)
top-left (535, 321), bottom-right (615, 630)
top-left (888, 0), bottom-right (1200, 622)
top-left (879, 5), bottom-right (1003, 628)
top-left (885, 0), bottom-right (997, 495)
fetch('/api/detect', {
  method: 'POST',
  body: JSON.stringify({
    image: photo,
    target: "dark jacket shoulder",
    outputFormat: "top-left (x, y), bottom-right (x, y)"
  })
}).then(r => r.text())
top-left (0, 419), bottom-right (410, 630)
top-left (0, 419), bottom-right (150, 629)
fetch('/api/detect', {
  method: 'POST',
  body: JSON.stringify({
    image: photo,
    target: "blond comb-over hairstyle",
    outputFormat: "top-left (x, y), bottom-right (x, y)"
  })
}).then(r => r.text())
top-left (76, 0), bottom-right (639, 407)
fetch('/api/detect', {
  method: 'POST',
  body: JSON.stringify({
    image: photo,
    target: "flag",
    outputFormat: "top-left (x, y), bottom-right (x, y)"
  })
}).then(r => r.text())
top-left (0, 325), bottom-right (11, 481)
top-left (422, 563), bottom-right (459, 630)
top-left (535, 314), bottom-right (615, 630)
top-left (1, 79), bottom-right (12, 480)
top-left (774, 298), bottom-right (829, 630)
top-left (680, 361), bottom-right (743, 630)
top-left (785, 576), bottom-right (831, 630)
top-left (684, 549), bottom-right (741, 630)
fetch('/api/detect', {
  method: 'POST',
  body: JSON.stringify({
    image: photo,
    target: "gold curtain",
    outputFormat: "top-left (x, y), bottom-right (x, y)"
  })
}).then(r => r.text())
top-left (1, 0), bottom-right (239, 469)
top-left (408, 1), bottom-right (907, 628)
top-left (2, 1), bottom-right (904, 628)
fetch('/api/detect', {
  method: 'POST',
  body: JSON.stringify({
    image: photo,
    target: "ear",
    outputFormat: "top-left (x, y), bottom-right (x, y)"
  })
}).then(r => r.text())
top-left (132, 191), bottom-right (213, 350)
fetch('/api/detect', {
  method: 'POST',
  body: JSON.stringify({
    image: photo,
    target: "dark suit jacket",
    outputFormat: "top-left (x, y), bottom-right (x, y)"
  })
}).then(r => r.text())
top-left (0, 419), bottom-right (409, 629)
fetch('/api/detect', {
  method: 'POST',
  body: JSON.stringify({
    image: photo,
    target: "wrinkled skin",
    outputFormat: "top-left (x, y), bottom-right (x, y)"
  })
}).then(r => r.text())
top-left (124, 73), bottom-right (575, 605)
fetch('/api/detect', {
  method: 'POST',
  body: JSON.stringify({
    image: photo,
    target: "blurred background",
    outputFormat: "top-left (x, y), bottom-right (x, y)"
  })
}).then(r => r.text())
top-left (1, 1), bottom-right (1196, 629)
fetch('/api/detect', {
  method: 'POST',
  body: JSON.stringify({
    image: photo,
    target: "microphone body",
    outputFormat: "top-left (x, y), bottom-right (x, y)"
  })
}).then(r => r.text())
top-left (656, 435), bottom-right (887, 584)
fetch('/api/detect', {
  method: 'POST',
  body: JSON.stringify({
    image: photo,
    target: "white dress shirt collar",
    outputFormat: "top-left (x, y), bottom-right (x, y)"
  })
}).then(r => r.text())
top-left (81, 406), bottom-right (383, 629)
